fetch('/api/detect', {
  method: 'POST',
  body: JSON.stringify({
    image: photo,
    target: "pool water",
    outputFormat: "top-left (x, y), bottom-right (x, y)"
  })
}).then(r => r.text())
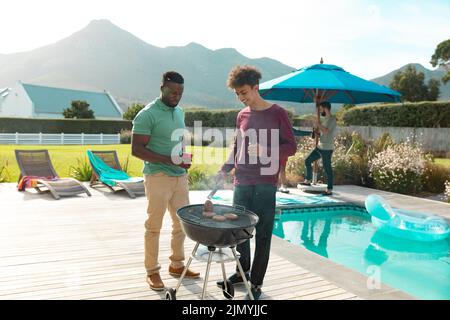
top-left (273, 207), bottom-right (450, 300)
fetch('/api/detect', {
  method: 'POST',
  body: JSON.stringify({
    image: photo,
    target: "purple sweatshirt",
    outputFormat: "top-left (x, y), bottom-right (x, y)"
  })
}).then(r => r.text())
top-left (221, 104), bottom-right (297, 186)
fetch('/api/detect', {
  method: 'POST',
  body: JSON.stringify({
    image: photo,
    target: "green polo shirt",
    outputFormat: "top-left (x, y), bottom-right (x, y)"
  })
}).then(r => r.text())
top-left (132, 98), bottom-right (187, 176)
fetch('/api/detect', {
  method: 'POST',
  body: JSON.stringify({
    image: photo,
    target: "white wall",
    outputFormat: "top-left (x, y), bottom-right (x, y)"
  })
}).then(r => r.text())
top-left (0, 83), bottom-right (33, 118)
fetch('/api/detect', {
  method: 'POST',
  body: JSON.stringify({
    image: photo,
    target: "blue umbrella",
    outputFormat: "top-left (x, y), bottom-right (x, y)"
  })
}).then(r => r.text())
top-left (259, 62), bottom-right (401, 186)
top-left (259, 63), bottom-right (401, 104)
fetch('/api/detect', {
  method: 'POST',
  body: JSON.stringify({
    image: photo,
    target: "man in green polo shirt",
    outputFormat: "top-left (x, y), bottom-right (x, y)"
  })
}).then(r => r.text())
top-left (131, 71), bottom-right (199, 291)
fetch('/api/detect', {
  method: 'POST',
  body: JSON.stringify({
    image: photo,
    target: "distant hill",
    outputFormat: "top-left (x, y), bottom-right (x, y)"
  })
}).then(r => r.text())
top-left (0, 20), bottom-right (298, 110)
top-left (371, 63), bottom-right (450, 100)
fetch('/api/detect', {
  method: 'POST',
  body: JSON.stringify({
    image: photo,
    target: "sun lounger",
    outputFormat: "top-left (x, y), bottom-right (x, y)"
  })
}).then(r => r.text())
top-left (15, 149), bottom-right (92, 200)
top-left (87, 150), bottom-right (145, 199)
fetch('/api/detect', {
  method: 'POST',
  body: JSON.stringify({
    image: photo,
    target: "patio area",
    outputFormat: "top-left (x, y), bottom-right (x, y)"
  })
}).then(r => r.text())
top-left (1, 182), bottom-right (448, 300)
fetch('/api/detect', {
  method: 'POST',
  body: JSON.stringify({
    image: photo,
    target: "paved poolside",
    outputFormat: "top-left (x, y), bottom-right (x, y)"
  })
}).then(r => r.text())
top-left (2, 182), bottom-right (447, 300)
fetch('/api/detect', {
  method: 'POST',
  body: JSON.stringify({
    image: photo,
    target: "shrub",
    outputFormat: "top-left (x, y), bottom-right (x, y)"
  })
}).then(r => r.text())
top-left (120, 129), bottom-right (132, 144)
top-left (369, 141), bottom-right (426, 195)
top-left (123, 103), bottom-right (145, 121)
top-left (185, 109), bottom-right (294, 128)
top-left (121, 154), bottom-right (131, 174)
top-left (445, 181), bottom-right (450, 203)
top-left (285, 137), bottom-right (316, 178)
top-left (325, 131), bottom-right (372, 185)
top-left (341, 101), bottom-right (450, 127)
top-left (0, 160), bottom-right (11, 183)
top-left (69, 157), bottom-right (92, 181)
top-left (0, 117), bottom-right (132, 134)
top-left (421, 160), bottom-right (450, 193)
top-left (188, 166), bottom-right (213, 190)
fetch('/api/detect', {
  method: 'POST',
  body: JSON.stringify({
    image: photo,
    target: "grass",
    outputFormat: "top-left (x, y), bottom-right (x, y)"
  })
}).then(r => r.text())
top-left (0, 144), bottom-right (228, 183)
top-left (435, 158), bottom-right (450, 167)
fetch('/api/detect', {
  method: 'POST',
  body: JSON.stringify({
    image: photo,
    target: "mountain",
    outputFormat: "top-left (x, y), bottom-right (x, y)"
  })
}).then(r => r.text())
top-left (0, 20), bottom-right (296, 110)
top-left (371, 63), bottom-right (450, 100)
top-left (1, 20), bottom-right (447, 116)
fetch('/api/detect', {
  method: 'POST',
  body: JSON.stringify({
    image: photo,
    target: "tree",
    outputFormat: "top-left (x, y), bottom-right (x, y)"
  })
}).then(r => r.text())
top-left (390, 65), bottom-right (440, 102)
top-left (430, 39), bottom-right (450, 84)
top-left (63, 100), bottom-right (95, 119)
top-left (123, 102), bottom-right (145, 120)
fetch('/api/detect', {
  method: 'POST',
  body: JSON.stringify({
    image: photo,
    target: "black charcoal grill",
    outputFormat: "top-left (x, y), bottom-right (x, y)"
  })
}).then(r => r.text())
top-left (164, 203), bottom-right (259, 300)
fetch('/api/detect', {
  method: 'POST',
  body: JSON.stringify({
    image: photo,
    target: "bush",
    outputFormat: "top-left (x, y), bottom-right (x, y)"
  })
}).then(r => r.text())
top-left (326, 131), bottom-right (374, 185)
top-left (188, 166), bottom-right (213, 190)
top-left (445, 181), bottom-right (450, 203)
top-left (123, 103), bottom-right (145, 121)
top-left (69, 157), bottom-right (92, 181)
top-left (0, 160), bottom-right (11, 183)
top-left (285, 137), bottom-right (316, 179)
top-left (185, 109), bottom-right (294, 128)
top-left (369, 141), bottom-right (426, 195)
top-left (0, 117), bottom-right (132, 134)
top-left (120, 129), bottom-right (132, 144)
top-left (342, 101), bottom-right (450, 127)
top-left (421, 160), bottom-right (450, 193)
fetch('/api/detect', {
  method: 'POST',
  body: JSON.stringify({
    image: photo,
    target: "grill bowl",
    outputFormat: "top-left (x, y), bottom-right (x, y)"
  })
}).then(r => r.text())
top-left (177, 204), bottom-right (259, 247)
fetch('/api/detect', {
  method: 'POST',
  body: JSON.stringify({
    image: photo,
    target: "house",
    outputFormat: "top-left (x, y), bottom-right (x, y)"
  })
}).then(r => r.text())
top-left (0, 81), bottom-right (123, 119)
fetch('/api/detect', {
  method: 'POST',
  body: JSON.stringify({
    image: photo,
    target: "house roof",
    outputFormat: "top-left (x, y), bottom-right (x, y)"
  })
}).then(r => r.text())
top-left (21, 83), bottom-right (122, 118)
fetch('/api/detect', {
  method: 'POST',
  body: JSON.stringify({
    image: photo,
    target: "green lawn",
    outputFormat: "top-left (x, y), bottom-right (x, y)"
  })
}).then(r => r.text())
top-left (0, 144), bottom-right (228, 183)
top-left (435, 158), bottom-right (450, 167)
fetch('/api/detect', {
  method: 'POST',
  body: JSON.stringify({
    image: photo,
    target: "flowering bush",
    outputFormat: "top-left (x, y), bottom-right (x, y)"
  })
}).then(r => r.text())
top-left (369, 141), bottom-right (426, 195)
top-left (445, 181), bottom-right (450, 203)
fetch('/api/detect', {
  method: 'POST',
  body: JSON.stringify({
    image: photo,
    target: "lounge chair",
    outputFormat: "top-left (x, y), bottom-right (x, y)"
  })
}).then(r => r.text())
top-left (15, 149), bottom-right (92, 200)
top-left (87, 150), bottom-right (145, 199)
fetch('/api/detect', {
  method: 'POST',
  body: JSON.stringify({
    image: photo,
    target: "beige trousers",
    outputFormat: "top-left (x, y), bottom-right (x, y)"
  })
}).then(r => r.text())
top-left (144, 172), bottom-right (189, 276)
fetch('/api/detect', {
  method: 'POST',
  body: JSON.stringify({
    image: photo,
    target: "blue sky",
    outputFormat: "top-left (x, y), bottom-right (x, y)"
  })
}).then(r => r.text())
top-left (1, 0), bottom-right (449, 79)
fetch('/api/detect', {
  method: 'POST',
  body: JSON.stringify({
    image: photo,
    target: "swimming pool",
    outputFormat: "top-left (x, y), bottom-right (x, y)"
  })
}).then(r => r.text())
top-left (274, 206), bottom-right (450, 300)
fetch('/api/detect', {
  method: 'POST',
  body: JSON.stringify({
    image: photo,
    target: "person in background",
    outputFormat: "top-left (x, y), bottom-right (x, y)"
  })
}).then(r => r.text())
top-left (299, 101), bottom-right (337, 195)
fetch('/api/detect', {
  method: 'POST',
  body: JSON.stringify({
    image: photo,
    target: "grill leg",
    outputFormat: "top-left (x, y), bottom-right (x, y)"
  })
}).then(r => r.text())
top-left (219, 248), bottom-right (229, 293)
top-left (231, 247), bottom-right (254, 300)
top-left (201, 247), bottom-right (215, 300)
top-left (174, 242), bottom-right (200, 291)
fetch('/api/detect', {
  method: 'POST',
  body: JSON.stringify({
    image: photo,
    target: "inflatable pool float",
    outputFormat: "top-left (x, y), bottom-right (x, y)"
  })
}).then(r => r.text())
top-left (364, 230), bottom-right (450, 265)
top-left (365, 194), bottom-right (450, 242)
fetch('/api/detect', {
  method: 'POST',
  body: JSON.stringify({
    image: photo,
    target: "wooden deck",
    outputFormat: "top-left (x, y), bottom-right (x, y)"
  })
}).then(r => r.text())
top-left (0, 183), bottom-right (359, 300)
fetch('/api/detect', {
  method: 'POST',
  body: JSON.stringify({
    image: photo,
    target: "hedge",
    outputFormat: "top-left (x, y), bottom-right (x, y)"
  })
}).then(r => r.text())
top-left (0, 108), bottom-right (295, 134)
top-left (0, 118), bottom-right (132, 134)
top-left (185, 109), bottom-right (294, 127)
top-left (342, 101), bottom-right (450, 128)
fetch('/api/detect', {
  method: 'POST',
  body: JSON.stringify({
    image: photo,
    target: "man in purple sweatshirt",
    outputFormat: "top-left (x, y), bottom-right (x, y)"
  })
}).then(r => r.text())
top-left (216, 65), bottom-right (297, 299)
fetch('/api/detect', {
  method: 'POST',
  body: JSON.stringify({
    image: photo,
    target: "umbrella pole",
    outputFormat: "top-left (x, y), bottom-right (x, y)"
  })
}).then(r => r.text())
top-left (312, 100), bottom-right (320, 185)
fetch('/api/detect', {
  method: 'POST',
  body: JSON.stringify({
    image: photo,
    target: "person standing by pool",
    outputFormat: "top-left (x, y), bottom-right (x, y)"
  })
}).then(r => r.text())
top-left (131, 71), bottom-right (199, 291)
top-left (299, 101), bottom-right (337, 195)
top-left (216, 65), bottom-right (297, 299)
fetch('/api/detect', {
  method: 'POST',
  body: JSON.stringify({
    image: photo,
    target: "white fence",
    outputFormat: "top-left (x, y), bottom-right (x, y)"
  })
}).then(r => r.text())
top-left (0, 133), bottom-right (121, 145)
